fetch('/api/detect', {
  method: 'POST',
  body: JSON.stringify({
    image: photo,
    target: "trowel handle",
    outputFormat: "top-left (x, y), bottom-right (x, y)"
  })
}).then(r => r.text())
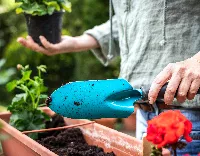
top-left (141, 83), bottom-right (200, 101)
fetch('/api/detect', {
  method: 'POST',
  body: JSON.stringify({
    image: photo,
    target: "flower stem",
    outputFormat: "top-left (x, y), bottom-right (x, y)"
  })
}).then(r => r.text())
top-left (173, 149), bottom-right (177, 156)
top-left (172, 145), bottom-right (177, 156)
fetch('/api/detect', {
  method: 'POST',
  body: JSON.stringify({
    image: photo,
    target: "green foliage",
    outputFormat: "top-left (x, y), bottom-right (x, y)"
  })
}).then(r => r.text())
top-left (0, 59), bottom-right (16, 85)
top-left (10, 109), bottom-right (49, 139)
top-left (7, 64), bottom-right (50, 139)
top-left (7, 64), bottom-right (48, 110)
top-left (15, 0), bottom-right (72, 16)
top-left (0, 0), bottom-right (18, 14)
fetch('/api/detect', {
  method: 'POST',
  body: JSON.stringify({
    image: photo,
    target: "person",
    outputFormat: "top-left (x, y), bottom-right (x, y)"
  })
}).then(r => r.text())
top-left (17, 1), bottom-right (200, 155)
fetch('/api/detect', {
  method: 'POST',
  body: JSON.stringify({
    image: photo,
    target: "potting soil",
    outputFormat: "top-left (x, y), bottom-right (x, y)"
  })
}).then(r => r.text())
top-left (37, 114), bottom-right (115, 156)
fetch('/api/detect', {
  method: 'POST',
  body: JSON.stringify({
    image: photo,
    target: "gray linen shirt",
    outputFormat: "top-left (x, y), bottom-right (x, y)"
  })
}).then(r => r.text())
top-left (85, 0), bottom-right (200, 108)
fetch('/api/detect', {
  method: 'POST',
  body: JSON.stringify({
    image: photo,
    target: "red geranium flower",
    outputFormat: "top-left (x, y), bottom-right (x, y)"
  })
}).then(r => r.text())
top-left (146, 110), bottom-right (192, 148)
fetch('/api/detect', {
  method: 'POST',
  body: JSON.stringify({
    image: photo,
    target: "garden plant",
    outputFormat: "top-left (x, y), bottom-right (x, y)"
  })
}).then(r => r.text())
top-left (6, 64), bottom-right (50, 139)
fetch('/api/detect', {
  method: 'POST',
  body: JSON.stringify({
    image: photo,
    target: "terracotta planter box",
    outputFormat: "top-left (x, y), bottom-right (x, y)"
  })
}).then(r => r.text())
top-left (0, 107), bottom-right (170, 156)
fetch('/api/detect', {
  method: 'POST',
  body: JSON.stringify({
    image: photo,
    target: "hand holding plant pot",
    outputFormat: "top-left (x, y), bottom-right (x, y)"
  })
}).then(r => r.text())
top-left (146, 110), bottom-right (192, 156)
top-left (15, 0), bottom-right (71, 45)
top-left (17, 35), bottom-right (76, 55)
top-left (17, 34), bottom-right (99, 55)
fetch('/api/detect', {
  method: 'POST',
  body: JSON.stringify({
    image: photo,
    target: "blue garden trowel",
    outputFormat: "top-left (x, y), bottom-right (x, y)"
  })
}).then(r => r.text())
top-left (48, 78), bottom-right (145, 119)
top-left (47, 78), bottom-right (193, 119)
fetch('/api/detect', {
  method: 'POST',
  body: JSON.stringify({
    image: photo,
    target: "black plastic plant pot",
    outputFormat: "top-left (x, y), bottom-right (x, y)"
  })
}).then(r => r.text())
top-left (24, 11), bottom-right (63, 46)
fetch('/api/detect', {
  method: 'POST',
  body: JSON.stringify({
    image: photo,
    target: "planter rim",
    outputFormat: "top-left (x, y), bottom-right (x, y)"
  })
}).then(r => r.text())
top-left (0, 117), bottom-right (57, 156)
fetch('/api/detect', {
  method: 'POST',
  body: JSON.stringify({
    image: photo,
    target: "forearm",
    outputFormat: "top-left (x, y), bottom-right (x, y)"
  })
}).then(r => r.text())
top-left (73, 34), bottom-right (100, 52)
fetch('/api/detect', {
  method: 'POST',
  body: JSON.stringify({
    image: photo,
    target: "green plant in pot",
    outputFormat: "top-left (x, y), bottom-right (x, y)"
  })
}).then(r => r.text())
top-left (15, 0), bottom-right (71, 45)
top-left (6, 64), bottom-right (50, 139)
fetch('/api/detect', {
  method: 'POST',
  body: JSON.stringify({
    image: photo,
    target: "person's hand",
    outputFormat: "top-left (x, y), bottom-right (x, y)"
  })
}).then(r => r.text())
top-left (17, 34), bottom-right (99, 56)
top-left (17, 35), bottom-right (78, 56)
top-left (148, 57), bottom-right (200, 104)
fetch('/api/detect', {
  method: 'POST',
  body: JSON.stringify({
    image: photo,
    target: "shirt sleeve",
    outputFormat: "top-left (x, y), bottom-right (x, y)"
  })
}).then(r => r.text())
top-left (84, 15), bottom-right (120, 66)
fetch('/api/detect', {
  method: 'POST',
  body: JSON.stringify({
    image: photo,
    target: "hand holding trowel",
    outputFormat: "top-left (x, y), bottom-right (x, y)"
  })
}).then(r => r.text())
top-left (46, 78), bottom-right (200, 119)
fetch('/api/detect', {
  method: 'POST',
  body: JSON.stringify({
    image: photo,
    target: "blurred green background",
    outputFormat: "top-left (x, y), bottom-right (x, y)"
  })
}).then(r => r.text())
top-left (0, 0), bottom-right (120, 110)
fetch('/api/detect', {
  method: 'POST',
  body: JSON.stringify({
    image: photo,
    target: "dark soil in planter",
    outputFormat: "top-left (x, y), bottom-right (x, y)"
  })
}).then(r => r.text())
top-left (37, 114), bottom-right (115, 156)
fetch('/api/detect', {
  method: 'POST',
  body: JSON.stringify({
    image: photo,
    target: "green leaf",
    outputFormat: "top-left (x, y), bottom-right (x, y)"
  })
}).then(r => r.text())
top-left (38, 103), bottom-right (47, 107)
top-left (21, 70), bottom-right (32, 81)
top-left (16, 7), bottom-right (23, 14)
top-left (28, 133), bottom-right (38, 140)
top-left (61, 1), bottom-right (71, 12)
top-left (6, 80), bottom-right (17, 92)
top-left (24, 65), bottom-right (29, 70)
top-left (39, 94), bottom-right (48, 99)
top-left (44, 1), bottom-right (60, 11)
top-left (9, 113), bottom-right (27, 131)
top-left (21, 2), bottom-right (46, 15)
top-left (12, 93), bottom-right (27, 103)
top-left (37, 65), bottom-right (47, 73)
top-left (19, 84), bottom-right (29, 93)
top-left (40, 86), bottom-right (48, 92)
top-left (47, 6), bottom-right (55, 15)
top-left (23, 0), bottom-right (28, 3)
top-left (8, 94), bottom-right (27, 113)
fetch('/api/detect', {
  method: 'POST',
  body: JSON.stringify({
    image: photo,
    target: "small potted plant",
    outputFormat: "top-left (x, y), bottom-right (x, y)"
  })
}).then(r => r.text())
top-left (15, 0), bottom-right (71, 45)
top-left (6, 64), bottom-right (51, 139)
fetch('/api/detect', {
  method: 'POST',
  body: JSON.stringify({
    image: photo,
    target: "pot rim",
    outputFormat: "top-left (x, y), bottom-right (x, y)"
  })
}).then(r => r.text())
top-left (24, 10), bottom-right (64, 17)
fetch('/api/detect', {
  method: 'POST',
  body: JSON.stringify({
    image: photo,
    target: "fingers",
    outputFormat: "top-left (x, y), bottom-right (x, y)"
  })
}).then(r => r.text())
top-left (187, 79), bottom-right (200, 100)
top-left (148, 64), bottom-right (173, 104)
top-left (40, 36), bottom-right (59, 53)
top-left (17, 36), bottom-right (55, 55)
top-left (17, 35), bottom-right (71, 55)
top-left (26, 36), bottom-right (50, 54)
top-left (40, 36), bottom-right (53, 50)
top-left (25, 36), bottom-right (40, 50)
top-left (176, 77), bottom-right (192, 103)
top-left (17, 36), bottom-right (33, 49)
top-left (17, 37), bottom-right (29, 47)
top-left (164, 71), bottom-right (182, 104)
